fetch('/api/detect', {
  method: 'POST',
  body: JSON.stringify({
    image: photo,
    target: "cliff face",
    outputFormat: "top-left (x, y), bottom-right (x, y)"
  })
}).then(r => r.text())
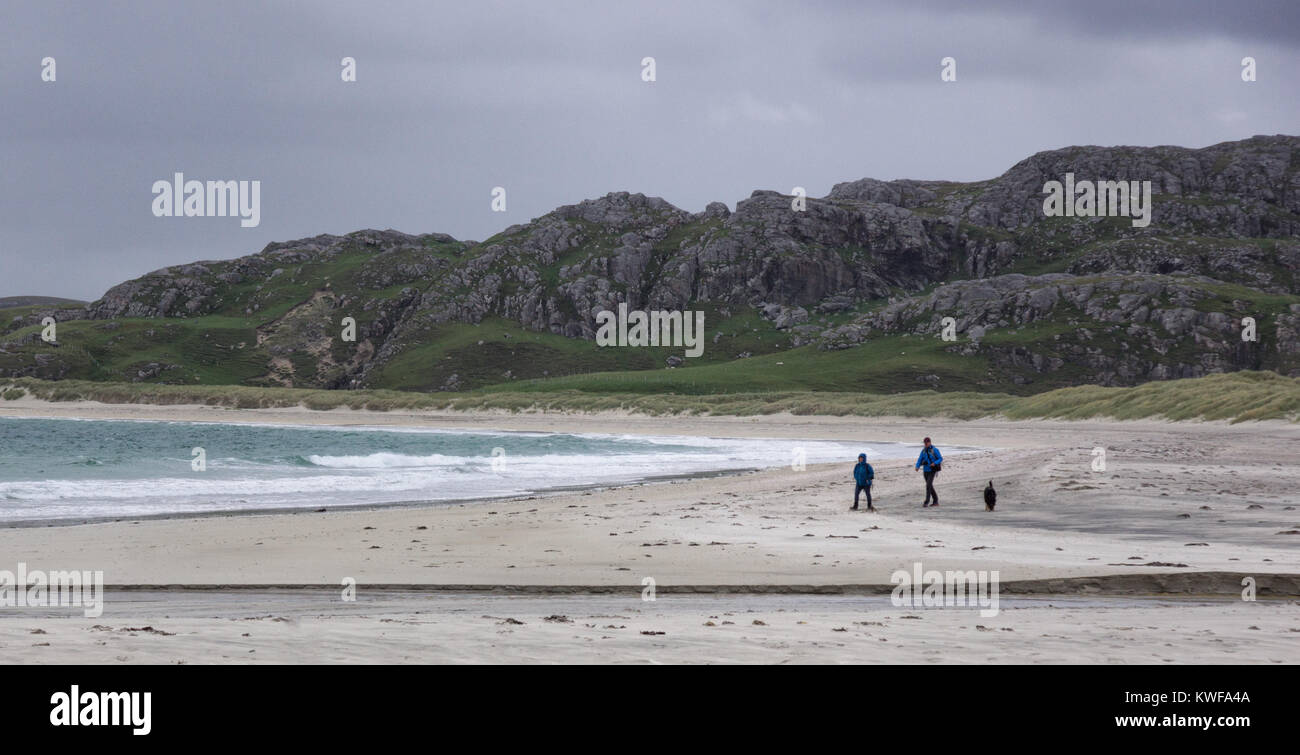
top-left (4, 135), bottom-right (1299, 392)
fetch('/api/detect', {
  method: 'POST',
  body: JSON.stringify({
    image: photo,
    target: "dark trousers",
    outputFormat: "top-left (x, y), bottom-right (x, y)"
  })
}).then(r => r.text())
top-left (854, 484), bottom-right (872, 508)
top-left (923, 471), bottom-right (938, 504)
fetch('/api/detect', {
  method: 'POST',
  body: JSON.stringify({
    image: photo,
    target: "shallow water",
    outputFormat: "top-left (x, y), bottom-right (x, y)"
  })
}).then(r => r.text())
top-left (0, 416), bottom-right (946, 524)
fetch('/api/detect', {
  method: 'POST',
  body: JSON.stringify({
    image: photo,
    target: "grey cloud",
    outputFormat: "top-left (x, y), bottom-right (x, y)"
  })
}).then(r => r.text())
top-left (2, 0), bottom-right (1297, 300)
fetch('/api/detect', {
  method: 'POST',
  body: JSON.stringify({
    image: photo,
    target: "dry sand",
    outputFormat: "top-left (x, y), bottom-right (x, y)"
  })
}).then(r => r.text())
top-left (1, 399), bottom-right (1297, 663)
top-left (6, 592), bottom-right (1297, 664)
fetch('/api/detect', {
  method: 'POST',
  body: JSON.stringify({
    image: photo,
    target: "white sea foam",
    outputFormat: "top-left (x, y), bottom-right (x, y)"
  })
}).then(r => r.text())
top-left (0, 417), bottom-right (968, 523)
top-left (305, 452), bottom-right (473, 468)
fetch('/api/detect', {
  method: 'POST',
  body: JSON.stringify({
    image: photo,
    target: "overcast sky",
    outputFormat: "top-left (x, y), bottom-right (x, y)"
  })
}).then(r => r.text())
top-left (3, 0), bottom-right (1298, 300)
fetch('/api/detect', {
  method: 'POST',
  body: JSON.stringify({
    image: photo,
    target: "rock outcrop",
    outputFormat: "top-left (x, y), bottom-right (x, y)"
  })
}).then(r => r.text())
top-left (3, 135), bottom-right (1298, 389)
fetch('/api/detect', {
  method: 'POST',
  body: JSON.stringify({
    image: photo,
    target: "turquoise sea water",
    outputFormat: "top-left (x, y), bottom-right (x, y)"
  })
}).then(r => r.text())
top-left (0, 417), bottom-right (932, 524)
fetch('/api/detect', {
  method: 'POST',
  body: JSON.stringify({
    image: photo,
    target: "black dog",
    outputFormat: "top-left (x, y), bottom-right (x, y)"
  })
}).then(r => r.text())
top-left (984, 481), bottom-right (997, 511)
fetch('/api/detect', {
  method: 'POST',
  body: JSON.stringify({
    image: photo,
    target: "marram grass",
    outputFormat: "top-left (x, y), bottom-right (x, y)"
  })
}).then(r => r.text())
top-left (1, 371), bottom-right (1296, 423)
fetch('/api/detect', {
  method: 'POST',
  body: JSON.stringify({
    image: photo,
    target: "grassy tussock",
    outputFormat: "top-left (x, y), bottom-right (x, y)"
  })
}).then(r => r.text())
top-left (1003, 370), bottom-right (1300, 422)
top-left (1, 371), bottom-right (1296, 423)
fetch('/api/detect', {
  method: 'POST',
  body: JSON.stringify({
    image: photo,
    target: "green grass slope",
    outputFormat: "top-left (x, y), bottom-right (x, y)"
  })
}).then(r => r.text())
top-left (2, 371), bottom-right (1296, 423)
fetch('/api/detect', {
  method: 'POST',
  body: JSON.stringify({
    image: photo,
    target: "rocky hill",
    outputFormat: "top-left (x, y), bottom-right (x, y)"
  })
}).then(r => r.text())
top-left (3, 135), bottom-right (1298, 394)
top-left (0, 296), bottom-right (87, 310)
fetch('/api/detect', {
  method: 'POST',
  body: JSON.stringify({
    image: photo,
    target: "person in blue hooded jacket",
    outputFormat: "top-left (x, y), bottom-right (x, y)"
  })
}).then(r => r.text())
top-left (915, 437), bottom-right (943, 507)
top-left (852, 453), bottom-right (875, 511)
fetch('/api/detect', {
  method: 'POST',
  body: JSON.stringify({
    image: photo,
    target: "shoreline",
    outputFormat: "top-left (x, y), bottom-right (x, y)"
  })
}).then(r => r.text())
top-left (0, 399), bottom-right (984, 527)
top-left (0, 466), bottom-right (766, 530)
top-left (0, 400), bottom-right (1295, 586)
top-left (3, 398), bottom-right (1298, 663)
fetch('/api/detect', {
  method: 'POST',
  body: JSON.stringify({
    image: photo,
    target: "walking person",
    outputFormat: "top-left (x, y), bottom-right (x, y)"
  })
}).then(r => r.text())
top-left (852, 453), bottom-right (875, 512)
top-left (915, 437), bottom-right (943, 507)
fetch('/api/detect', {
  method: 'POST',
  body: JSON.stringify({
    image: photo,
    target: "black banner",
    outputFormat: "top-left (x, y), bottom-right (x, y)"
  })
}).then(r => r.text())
top-left (5, 664), bottom-right (1284, 744)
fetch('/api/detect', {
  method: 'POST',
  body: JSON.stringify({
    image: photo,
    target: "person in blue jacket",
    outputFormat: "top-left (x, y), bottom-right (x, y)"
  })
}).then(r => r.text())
top-left (852, 453), bottom-right (875, 512)
top-left (915, 437), bottom-right (943, 507)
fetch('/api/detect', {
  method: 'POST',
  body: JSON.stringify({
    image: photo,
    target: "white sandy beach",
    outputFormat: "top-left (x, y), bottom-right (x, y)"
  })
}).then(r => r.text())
top-left (7, 593), bottom-right (1297, 664)
top-left (0, 398), bottom-right (1297, 663)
